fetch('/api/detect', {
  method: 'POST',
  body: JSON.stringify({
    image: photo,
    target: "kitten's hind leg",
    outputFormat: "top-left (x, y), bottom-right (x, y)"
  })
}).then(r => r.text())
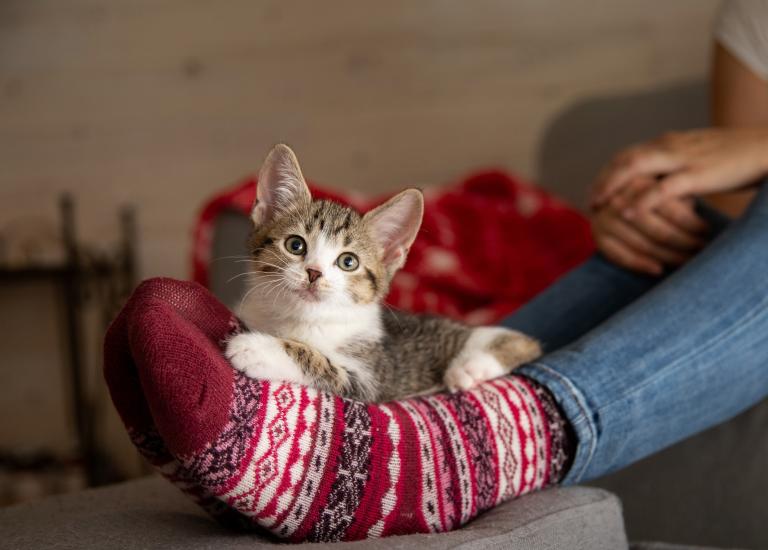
top-left (443, 327), bottom-right (541, 392)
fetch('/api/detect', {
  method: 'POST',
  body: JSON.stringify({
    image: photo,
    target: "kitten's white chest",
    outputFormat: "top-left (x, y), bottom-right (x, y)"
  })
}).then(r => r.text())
top-left (243, 301), bottom-right (382, 353)
top-left (286, 322), bottom-right (355, 353)
top-left (241, 299), bottom-right (383, 399)
top-left (281, 305), bottom-right (382, 353)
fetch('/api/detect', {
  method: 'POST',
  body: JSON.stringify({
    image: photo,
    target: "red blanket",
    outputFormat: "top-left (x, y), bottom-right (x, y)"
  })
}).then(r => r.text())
top-left (192, 170), bottom-right (594, 322)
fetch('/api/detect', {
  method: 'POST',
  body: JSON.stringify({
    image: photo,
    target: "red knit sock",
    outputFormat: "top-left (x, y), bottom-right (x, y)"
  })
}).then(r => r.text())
top-left (105, 278), bottom-right (570, 543)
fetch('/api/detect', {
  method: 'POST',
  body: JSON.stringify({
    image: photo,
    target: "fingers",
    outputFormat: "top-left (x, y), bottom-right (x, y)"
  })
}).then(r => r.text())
top-left (590, 145), bottom-right (684, 208)
top-left (607, 214), bottom-right (691, 264)
top-left (607, 174), bottom-right (709, 237)
top-left (605, 177), bottom-right (706, 250)
top-left (606, 176), bottom-right (651, 213)
top-left (592, 190), bottom-right (709, 275)
top-left (591, 153), bottom-right (716, 275)
top-left (591, 126), bottom-right (768, 211)
top-left (626, 205), bottom-right (707, 251)
top-left (596, 234), bottom-right (664, 276)
top-left (592, 207), bottom-right (691, 275)
top-left (655, 198), bottom-right (710, 235)
top-left (625, 171), bottom-right (702, 217)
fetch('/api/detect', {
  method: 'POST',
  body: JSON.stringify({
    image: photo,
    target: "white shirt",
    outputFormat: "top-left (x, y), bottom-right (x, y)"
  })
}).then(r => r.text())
top-left (715, 0), bottom-right (768, 80)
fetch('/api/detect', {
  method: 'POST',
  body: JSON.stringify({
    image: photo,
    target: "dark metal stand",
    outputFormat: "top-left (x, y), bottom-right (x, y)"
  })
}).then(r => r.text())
top-left (0, 195), bottom-right (137, 487)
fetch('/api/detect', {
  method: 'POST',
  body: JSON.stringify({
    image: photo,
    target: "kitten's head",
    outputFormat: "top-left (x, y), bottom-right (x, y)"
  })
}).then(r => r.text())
top-left (243, 144), bottom-right (423, 318)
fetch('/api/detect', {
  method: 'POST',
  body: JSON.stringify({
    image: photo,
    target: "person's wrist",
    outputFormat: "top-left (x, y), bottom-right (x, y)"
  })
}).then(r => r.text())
top-left (758, 127), bottom-right (768, 174)
top-left (746, 127), bottom-right (768, 175)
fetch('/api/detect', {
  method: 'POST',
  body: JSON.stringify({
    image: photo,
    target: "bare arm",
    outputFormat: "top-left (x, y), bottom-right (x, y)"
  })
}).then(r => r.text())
top-left (712, 42), bottom-right (768, 127)
top-left (706, 42), bottom-right (768, 216)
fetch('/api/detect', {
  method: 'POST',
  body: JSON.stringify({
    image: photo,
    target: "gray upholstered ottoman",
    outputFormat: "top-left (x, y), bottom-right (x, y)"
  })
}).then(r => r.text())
top-left (0, 477), bottom-right (627, 549)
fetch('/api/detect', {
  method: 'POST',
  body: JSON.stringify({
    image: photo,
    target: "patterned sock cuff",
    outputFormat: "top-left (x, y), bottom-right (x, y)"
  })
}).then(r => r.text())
top-left (525, 377), bottom-right (575, 484)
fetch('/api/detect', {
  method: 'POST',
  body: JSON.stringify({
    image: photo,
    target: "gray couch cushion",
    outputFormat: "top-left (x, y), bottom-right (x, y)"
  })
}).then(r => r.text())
top-left (593, 399), bottom-right (768, 550)
top-left (631, 543), bottom-right (748, 550)
top-left (0, 476), bottom-right (627, 549)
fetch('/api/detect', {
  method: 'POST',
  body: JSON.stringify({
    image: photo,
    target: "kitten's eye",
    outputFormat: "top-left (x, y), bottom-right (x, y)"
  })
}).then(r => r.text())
top-left (336, 252), bottom-right (359, 271)
top-left (284, 235), bottom-right (306, 255)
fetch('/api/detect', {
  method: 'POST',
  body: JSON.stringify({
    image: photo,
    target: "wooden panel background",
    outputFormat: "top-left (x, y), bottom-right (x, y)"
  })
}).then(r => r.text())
top-left (1, 0), bottom-right (719, 279)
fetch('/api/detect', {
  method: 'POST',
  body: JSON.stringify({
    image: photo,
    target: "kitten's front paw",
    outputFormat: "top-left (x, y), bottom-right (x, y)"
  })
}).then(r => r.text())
top-left (225, 332), bottom-right (306, 385)
top-left (444, 353), bottom-right (506, 392)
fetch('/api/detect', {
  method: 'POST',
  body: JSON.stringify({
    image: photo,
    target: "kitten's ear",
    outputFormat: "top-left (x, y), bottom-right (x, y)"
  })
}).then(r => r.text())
top-left (252, 144), bottom-right (312, 227)
top-left (364, 188), bottom-right (424, 273)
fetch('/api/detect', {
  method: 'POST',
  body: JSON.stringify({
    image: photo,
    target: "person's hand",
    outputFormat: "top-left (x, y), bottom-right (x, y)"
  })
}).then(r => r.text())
top-left (591, 177), bottom-right (710, 275)
top-left (590, 127), bottom-right (768, 217)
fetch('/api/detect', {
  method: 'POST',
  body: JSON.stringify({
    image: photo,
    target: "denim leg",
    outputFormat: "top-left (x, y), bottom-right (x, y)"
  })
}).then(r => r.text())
top-left (520, 182), bottom-right (768, 484)
top-left (502, 197), bottom-right (731, 352)
top-left (501, 254), bottom-right (660, 352)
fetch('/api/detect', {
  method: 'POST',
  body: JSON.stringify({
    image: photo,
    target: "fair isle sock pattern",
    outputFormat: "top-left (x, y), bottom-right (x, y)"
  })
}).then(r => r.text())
top-left (529, 378), bottom-right (575, 484)
top-left (130, 374), bottom-right (554, 542)
top-left (105, 278), bottom-right (565, 544)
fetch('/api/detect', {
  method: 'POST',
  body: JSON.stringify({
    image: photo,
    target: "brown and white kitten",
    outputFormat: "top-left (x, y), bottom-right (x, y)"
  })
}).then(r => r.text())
top-left (226, 144), bottom-right (541, 402)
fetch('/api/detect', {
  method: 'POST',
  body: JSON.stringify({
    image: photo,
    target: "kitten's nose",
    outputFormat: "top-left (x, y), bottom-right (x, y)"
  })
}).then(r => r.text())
top-left (306, 268), bottom-right (323, 284)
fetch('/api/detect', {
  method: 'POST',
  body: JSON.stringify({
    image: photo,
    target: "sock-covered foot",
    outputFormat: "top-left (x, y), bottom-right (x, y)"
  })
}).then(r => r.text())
top-left (105, 278), bottom-right (572, 543)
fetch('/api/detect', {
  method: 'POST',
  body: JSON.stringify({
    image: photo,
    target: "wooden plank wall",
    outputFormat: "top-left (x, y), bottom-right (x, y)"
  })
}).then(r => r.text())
top-left (1, 0), bottom-right (719, 279)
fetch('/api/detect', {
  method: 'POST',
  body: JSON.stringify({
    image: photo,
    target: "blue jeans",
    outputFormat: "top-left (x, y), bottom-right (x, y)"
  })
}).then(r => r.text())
top-left (501, 185), bottom-right (768, 485)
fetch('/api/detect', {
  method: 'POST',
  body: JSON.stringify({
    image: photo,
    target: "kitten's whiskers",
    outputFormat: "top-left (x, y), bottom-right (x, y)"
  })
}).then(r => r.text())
top-left (226, 270), bottom-right (261, 284)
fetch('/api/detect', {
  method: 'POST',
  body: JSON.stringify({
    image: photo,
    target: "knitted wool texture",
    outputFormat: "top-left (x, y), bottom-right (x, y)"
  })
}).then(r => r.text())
top-left (105, 278), bottom-right (557, 543)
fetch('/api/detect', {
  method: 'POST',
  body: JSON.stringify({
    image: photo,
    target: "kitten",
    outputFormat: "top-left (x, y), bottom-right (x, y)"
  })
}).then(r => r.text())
top-left (225, 144), bottom-right (541, 402)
